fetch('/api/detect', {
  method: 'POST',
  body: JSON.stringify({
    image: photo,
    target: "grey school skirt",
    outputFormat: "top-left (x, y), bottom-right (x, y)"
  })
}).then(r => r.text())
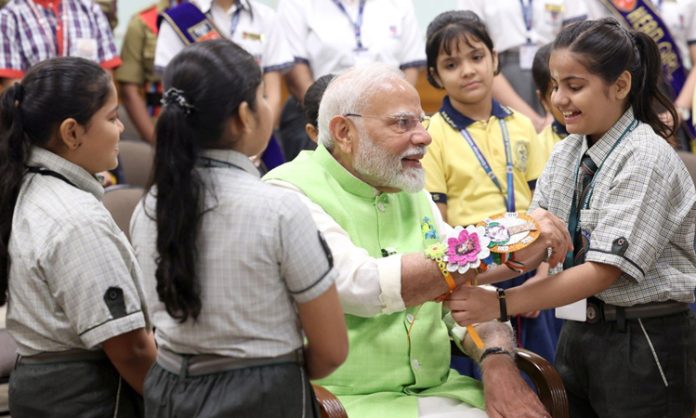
top-left (144, 348), bottom-right (321, 418)
top-left (9, 350), bottom-right (143, 418)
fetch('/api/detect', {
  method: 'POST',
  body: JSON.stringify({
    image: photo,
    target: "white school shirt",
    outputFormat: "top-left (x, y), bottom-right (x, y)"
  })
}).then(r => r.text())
top-left (7, 147), bottom-right (149, 356)
top-left (276, 0), bottom-right (425, 79)
top-left (587, 0), bottom-right (696, 68)
top-left (131, 150), bottom-right (336, 357)
top-left (457, 0), bottom-right (588, 52)
top-left (154, 0), bottom-right (293, 72)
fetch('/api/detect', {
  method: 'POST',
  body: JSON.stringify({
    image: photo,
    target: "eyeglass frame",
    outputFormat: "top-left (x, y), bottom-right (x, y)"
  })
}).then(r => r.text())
top-left (343, 112), bottom-right (431, 133)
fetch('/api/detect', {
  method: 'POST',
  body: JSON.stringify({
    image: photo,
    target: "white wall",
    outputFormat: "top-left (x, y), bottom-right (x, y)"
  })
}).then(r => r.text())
top-left (113, 0), bottom-right (459, 47)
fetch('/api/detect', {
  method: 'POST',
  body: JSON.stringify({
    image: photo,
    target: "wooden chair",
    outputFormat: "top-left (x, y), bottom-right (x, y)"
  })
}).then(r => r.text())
top-left (313, 347), bottom-right (568, 418)
top-left (118, 140), bottom-right (154, 188)
top-left (0, 329), bottom-right (17, 416)
top-left (102, 185), bottom-right (145, 241)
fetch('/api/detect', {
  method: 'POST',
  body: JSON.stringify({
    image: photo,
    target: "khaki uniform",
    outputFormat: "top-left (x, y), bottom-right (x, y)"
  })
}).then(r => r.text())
top-left (116, 0), bottom-right (168, 117)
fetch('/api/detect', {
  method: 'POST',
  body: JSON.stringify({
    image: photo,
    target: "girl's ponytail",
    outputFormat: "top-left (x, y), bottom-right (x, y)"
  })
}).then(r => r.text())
top-left (631, 31), bottom-right (677, 139)
top-left (0, 84), bottom-right (30, 305)
top-left (152, 90), bottom-right (204, 322)
top-left (149, 40), bottom-right (261, 323)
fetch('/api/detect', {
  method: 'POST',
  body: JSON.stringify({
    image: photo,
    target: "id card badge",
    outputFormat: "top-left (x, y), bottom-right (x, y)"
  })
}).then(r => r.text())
top-left (74, 38), bottom-right (98, 61)
top-left (353, 46), bottom-right (372, 66)
top-left (519, 43), bottom-right (539, 70)
top-left (555, 298), bottom-right (587, 322)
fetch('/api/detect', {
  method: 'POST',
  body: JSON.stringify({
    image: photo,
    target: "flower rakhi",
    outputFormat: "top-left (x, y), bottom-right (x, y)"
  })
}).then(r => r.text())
top-left (444, 225), bottom-right (491, 274)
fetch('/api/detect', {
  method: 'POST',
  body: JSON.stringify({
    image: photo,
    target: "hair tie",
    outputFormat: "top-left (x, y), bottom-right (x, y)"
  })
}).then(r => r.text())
top-left (13, 83), bottom-right (24, 108)
top-left (161, 87), bottom-right (195, 115)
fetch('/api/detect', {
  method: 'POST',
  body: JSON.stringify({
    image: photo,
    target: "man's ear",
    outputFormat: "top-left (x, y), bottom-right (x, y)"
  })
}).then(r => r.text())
top-left (329, 115), bottom-right (355, 154)
top-left (614, 70), bottom-right (632, 100)
top-left (58, 118), bottom-right (82, 151)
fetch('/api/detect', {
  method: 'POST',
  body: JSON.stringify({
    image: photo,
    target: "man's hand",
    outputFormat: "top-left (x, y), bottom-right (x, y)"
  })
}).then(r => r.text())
top-left (481, 355), bottom-right (551, 418)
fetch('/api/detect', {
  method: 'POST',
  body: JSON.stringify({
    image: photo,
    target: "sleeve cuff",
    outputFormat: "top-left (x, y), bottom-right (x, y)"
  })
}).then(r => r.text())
top-left (79, 310), bottom-right (146, 348)
top-left (263, 61), bottom-right (295, 73)
top-left (586, 249), bottom-right (644, 282)
top-left (100, 57), bottom-right (122, 70)
top-left (430, 192), bottom-right (447, 204)
top-left (399, 60), bottom-right (426, 70)
top-left (0, 69), bottom-right (24, 79)
top-left (378, 254), bottom-right (406, 314)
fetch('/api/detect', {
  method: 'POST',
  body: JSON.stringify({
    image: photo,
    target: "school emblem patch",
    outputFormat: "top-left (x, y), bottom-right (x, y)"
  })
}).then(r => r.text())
top-left (514, 141), bottom-right (528, 173)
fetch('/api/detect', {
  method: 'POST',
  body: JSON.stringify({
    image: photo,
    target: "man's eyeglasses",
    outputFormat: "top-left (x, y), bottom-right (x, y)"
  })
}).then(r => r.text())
top-left (343, 113), bottom-right (430, 133)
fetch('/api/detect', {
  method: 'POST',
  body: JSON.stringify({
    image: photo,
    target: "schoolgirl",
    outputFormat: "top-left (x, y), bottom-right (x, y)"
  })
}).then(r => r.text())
top-left (0, 57), bottom-right (156, 417)
top-left (448, 18), bottom-right (696, 417)
top-left (422, 10), bottom-right (560, 366)
top-left (532, 42), bottom-right (568, 159)
top-left (130, 40), bottom-right (347, 417)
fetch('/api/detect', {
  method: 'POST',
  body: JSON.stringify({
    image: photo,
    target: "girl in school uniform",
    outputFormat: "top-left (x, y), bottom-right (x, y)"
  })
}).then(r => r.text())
top-left (130, 40), bottom-right (347, 417)
top-left (532, 42), bottom-right (569, 159)
top-left (0, 57), bottom-right (156, 417)
top-left (447, 18), bottom-right (696, 417)
top-left (421, 10), bottom-right (562, 371)
top-left (155, 0), bottom-right (294, 170)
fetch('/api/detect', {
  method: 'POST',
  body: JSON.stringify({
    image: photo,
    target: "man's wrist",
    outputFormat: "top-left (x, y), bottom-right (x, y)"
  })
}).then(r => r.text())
top-left (479, 346), bottom-right (515, 364)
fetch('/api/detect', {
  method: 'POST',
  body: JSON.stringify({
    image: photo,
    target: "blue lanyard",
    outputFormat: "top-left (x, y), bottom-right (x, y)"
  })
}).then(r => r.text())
top-left (229, 6), bottom-right (243, 37)
top-left (459, 119), bottom-right (516, 213)
top-left (331, 0), bottom-right (366, 50)
top-left (519, 0), bottom-right (533, 33)
top-left (563, 118), bottom-right (638, 269)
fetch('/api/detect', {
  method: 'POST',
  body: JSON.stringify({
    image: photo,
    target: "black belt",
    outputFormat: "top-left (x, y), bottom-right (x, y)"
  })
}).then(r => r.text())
top-left (157, 347), bottom-right (304, 378)
top-left (586, 297), bottom-right (689, 324)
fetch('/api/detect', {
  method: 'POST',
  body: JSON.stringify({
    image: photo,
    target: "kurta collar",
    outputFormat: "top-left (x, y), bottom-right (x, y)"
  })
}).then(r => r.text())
top-left (314, 144), bottom-right (381, 199)
top-left (199, 148), bottom-right (259, 177)
top-left (438, 96), bottom-right (511, 131)
top-left (584, 107), bottom-right (636, 166)
top-left (27, 146), bottom-right (105, 200)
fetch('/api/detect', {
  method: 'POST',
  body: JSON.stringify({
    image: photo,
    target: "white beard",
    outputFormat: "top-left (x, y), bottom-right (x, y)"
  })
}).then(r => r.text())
top-left (353, 128), bottom-right (426, 193)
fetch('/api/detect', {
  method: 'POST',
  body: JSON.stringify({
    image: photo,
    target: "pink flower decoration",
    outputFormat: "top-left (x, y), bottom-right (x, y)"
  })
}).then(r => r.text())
top-left (447, 229), bottom-right (481, 265)
top-left (444, 225), bottom-right (490, 274)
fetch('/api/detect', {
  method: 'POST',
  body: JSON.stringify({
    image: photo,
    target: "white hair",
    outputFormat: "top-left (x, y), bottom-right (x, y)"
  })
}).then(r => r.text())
top-left (317, 64), bottom-right (405, 150)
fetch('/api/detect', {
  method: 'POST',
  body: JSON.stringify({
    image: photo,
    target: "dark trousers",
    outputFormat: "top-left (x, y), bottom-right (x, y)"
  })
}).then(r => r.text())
top-left (145, 361), bottom-right (320, 418)
top-left (9, 356), bottom-right (143, 418)
top-left (556, 310), bottom-right (696, 418)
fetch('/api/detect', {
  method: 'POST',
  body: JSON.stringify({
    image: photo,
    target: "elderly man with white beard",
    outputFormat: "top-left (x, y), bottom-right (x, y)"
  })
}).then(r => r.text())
top-left (264, 64), bottom-right (572, 418)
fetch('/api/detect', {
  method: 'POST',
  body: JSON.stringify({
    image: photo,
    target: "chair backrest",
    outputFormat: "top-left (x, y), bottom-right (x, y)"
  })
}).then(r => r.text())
top-left (103, 185), bottom-right (145, 241)
top-left (118, 140), bottom-right (154, 188)
top-left (0, 329), bottom-right (17, 381)
top-left (678, 151), bottom-right (696, 189)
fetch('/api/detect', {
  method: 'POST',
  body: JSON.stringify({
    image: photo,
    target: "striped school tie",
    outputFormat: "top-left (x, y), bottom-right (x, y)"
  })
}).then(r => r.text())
top-left (573, 154), bottom-right (597, 265)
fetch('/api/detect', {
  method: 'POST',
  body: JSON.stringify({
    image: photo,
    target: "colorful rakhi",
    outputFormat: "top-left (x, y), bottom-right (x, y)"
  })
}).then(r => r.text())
top-left (444, 225), bottom-right (491, 274)
top-left (478, 212), bottom-right (540, 254)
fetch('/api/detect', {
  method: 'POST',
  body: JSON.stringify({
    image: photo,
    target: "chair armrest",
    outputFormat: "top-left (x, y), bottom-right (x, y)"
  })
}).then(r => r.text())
top-left (312, 384), bottom-right (348, 418)
top-left (515, 348), bottom-right (569, 418)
